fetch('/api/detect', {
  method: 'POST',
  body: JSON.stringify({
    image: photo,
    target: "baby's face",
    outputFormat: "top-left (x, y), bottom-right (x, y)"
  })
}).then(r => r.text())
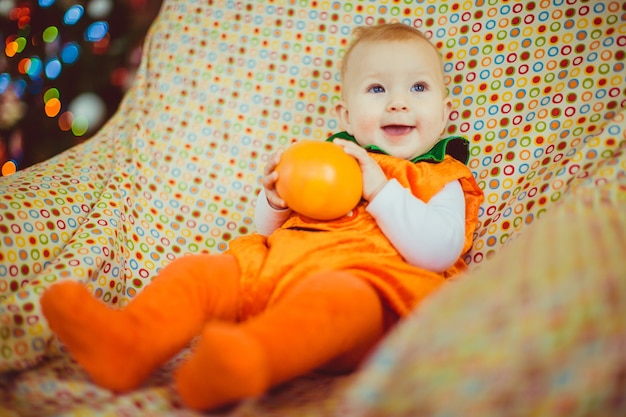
top-left (335, 38), bottom-right (452, 160)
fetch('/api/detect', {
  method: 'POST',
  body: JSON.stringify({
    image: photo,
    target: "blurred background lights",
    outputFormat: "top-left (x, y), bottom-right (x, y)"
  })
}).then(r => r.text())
top-left (44, 97), bottom-right (61, 117)
top-left (71, 115), bottom-right (89, 136)
top-left (42, 26), bottom-right (59, 43)
top-left (0, 0), bottom-right (14, 15)
top-left (38, 0), bottom-right (56, 8)
top-left (15, 37), bottom-right (27, 51)
top-left (43, 87), bottom-right (59, 102)
top-left (45, 58), bottom-right (62, 79)
top-left (85, 21), bottom-right (108, 42)
top-left (17, 58), bottom-right (29, 74)
top-left (60, 42), bottom-right (80, 64)
top-left (1, 160), bottom-right (18, 176)
top-left (63, 5), bottom-right (83, 25)
top-left (87, 0), bottom-right (112, 19)
top-left (0, 0), bottom-right (162, 173)
top-left (13, 79), bottom-right (27, 97)
top-left (58, 111), bottom-right (73, 131)
top-left (68, 92), bottom-right (106, 136)
top-left (0, 74), bottom-right (10, 94)
top-left (5, 37), bottom-right (27, 57)
top-left (5, 42), bottom-right (18, 57)
top-left (26, 57), bottom-right (43, 78)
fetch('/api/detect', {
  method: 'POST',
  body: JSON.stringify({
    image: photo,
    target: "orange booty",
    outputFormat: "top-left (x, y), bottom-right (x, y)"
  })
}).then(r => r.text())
top-left (174, 323), bottom-right (270, 410)
top-left (41, 281), bottom-right (153, 391)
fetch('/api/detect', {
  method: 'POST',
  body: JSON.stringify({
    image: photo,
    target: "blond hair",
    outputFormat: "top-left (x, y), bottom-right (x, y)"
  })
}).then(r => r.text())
top-left (340, 23), bottom-right (441, 81)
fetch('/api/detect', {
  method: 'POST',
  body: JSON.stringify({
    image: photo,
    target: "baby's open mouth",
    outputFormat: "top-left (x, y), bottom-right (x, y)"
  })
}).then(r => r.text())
top-left (382, 125), bottom-right (414, 136)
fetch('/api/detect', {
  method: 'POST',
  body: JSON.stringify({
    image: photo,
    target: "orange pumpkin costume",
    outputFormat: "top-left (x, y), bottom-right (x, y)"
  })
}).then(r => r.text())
top-left (40, 137), bottom-right (483, 410)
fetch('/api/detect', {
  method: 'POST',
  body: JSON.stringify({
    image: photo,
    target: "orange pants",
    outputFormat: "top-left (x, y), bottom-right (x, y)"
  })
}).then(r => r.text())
top-left (41, 253), bottom-right (387, 410)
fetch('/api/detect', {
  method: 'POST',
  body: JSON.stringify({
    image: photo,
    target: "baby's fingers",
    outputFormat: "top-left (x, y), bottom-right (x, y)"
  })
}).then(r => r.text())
top-left (264, 150), bottom-right (283, 176)
top-left (261, 170), bottom-right (279, 190)
top-left (332, 139), bottom-right (368, 161)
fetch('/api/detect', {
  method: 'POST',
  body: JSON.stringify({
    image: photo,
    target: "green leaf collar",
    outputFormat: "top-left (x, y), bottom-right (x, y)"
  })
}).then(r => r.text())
top-left (326, 131), bottom-right (470, 165)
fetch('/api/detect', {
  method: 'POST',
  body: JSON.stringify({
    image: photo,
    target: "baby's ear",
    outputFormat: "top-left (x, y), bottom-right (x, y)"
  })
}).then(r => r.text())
top-left (334, 100), bottom-right (352, 134)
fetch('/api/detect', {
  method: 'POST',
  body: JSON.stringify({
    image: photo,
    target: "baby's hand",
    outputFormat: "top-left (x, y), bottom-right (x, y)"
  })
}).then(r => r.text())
top-left (332, 139), bottom-right (387, 201)
top-left (261, 150), bottom-right (288, 210)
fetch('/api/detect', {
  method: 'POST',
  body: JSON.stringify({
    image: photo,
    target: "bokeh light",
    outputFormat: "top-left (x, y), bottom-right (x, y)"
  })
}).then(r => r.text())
top-left (85, 22), bottom-right (109, 42)
top-left (13, 79), bottom-right (27, 97)
top-left (44, 88), bottom-right (61, 118)
top-left (63, 5), bottom-right (84, 25)
top-left (60, 42), bottom-right (80, 64)
top-left (42, 26), bottom-right (59, 43)
top-left (58, 112), bottom-right (73, 131)
top-left (45, 58), bottom-right (62, 79)
top-left (44, 98), bottom-right (61, 117)
top-left (0, 74), bottom-right (10, 93)
top-left (1, 0), bottom-right (162, 173)
top-left (68, 92), bottom-right (106, 136)
top-left (26, 57), bottom-right (43, 78)
top-left (1, 160), bottom-right (18, 177)
top-left (5, 42), bottom-right (18, 58)
top-left (87, 0), bottom-right (113, 19)
top-left (5, 37), bottom-right (27, 57)
top-left (15, 37), bottom-right (27, 52)
top-left (71, 116), bottom-right (89, 136)
top-left (18, 15), bottom-right (31, 30)
top-left (17, 58), bottom-right (30, 75)
top-left (44, 88), bottom-right (60, 102)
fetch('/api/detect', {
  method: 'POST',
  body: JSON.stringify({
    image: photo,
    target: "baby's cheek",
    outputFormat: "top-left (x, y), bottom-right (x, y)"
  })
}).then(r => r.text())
top-left (354, 114), bottom-right (379, 135)
top-left (419, 113), bottom-right (444, 133)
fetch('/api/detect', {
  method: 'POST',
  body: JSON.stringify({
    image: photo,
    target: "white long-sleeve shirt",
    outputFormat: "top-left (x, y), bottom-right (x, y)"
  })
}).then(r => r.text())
top-left (254, 178), bottom-right (466, 273)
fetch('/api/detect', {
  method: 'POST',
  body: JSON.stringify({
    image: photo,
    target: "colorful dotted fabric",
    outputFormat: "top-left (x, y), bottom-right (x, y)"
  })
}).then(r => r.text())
top-left (0, 0), bottom-right (625, 414)
top-left (341, 178), bottom-right (626, 417)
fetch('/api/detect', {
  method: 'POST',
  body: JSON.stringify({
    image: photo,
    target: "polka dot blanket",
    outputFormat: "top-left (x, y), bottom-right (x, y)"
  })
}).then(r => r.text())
top-left (1, 0), bottom-right (625, 415)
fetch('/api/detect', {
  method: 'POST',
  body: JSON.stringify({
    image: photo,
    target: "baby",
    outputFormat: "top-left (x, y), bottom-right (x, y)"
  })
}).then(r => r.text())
top-left (41, 23), bottom-right (483, 410)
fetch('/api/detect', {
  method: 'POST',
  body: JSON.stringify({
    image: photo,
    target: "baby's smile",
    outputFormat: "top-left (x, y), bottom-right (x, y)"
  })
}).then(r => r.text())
top-left (382, 125), bottom-right (415, 136)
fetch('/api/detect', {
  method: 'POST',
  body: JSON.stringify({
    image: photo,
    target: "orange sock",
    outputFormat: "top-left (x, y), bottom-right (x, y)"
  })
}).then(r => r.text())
top-left (41, 281), bottom-right (156, 391)
top-left (40, 254), bottom-right (241, 392)
top-left (174, 271), bottom-right (385, 410)
top-left (175, 323), bottom-right (269, 410)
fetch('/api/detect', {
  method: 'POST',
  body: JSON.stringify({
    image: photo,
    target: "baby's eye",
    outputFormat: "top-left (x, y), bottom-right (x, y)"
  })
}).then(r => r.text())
top-left (368, 85), bottom-right (385, 94)
top-left (411, 83), bottom-right (426, 92)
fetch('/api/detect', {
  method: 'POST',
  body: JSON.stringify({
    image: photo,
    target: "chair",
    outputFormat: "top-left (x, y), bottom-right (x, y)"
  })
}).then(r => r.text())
top-left (1, 0), bottom-right (624, 415)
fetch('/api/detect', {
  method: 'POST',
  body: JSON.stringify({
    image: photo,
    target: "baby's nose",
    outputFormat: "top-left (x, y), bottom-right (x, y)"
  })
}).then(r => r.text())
top-left (387, 97), bottom-right (409, 112)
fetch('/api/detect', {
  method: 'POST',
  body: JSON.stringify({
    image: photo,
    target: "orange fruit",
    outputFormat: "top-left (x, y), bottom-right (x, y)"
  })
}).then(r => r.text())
top-left (275, 141), bottom-right (363, 220)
